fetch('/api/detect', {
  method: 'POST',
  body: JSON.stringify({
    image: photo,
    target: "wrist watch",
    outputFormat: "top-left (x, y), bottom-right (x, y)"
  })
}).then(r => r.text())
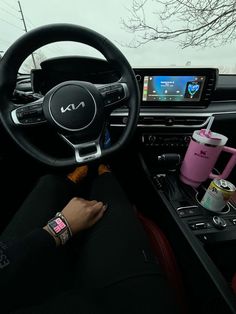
top-left (47, 212), bottom-right (72, 245)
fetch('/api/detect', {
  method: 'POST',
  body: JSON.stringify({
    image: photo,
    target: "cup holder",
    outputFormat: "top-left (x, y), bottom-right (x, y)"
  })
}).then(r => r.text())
top-left (195, 190), bottom-right (231, 215)
top-left (229, 200), bottom-right (236, 211)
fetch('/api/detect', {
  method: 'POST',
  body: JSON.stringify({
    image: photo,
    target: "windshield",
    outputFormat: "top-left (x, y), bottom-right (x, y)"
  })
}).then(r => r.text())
top-left (0, 0), bottom-right (235, 74)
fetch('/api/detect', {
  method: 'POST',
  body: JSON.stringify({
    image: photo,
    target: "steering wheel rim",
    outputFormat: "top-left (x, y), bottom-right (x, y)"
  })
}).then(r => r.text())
top-left (0, 23), bottom-right (140, 167)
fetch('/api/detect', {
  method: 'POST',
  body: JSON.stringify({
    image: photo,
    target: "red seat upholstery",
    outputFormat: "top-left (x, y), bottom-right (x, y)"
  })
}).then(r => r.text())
top-left (138, 212), bottom-right (187, 314)
top-left (231, 273), bottom-right (236, 295)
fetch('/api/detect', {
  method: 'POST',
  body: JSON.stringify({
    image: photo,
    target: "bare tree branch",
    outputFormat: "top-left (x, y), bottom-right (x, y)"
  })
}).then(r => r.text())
top-left (121, 0), bottom-right (236, 48)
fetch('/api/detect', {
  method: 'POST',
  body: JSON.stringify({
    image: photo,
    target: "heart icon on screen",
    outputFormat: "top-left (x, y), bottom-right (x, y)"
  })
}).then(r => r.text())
top-left (188, 83), bottom-right (200, 96)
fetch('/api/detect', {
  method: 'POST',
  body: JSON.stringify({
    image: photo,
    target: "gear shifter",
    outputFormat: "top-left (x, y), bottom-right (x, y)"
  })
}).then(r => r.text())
top-left (151, 154), bottom-right (181, 189)
top-left (157, 153), bottom-right (181, 170)
top-left (152, 153), bottom-right (181, 190)
top-left (164, 173), bottom-right (194, 208)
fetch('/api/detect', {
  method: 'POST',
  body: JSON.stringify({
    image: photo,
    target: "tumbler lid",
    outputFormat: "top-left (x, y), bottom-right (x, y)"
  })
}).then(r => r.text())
top-left (193, 129), bottom-right (228, 146)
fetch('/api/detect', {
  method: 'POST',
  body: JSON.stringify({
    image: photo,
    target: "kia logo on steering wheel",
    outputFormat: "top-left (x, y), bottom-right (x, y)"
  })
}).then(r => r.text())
top-left (60, 102), bottom-right (85, 113)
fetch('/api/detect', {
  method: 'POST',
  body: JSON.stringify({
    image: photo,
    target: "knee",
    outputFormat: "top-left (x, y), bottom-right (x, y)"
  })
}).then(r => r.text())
top-left (37, 174), bottom-right (62, 187)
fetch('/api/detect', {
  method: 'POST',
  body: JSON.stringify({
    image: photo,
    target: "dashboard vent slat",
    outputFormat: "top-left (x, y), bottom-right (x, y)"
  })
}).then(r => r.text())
top-left (109, 114), bottom-right (209, 128)
top-left (139, 116), bottom-right (208, 126)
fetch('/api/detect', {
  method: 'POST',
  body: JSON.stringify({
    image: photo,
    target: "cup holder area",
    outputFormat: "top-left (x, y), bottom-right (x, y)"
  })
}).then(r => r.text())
top-left (195, 184), bottom-right (231, 215)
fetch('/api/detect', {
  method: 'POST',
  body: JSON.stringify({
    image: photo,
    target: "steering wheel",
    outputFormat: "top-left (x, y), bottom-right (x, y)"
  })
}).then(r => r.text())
top-left (0, 24), bottom-right (140, 167)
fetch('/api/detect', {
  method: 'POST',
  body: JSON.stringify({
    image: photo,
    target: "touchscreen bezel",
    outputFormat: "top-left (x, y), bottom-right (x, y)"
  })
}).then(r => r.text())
top-left (135, 68), bottom-right (218, 108)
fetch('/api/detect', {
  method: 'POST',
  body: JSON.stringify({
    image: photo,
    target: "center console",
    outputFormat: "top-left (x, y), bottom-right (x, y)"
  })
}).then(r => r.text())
top-left (107, 64), bottom-right (236, 312)
top-left (139, 153), bottom-right (236, 313)
top-left (163, 174), bottom-right (236, 244)
top-left (109, 65), bottom-right (236, 312)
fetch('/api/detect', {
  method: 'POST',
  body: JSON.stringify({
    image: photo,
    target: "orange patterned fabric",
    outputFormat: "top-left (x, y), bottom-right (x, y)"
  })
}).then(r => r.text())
top-left (67, 165), bottom-right (88, 183)
top-left (98, 164), bottom-right (111, 176)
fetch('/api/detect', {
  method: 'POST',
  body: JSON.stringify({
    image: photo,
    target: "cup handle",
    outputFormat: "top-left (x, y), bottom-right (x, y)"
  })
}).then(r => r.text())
top-left (209, 146), bottom-right (236, 179)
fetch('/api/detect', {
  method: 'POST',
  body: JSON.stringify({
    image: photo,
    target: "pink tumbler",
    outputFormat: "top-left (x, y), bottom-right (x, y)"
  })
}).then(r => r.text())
top-left (180, 129), bottom-right (236, 188)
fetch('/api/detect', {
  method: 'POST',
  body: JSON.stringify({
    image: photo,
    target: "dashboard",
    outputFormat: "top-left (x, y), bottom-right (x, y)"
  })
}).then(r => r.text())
top-left (11, 55), bottom-right (236, 163)
top-left (32, 57), bottom-right (218, 109)
top-left (28, 56), bottom-right (236, 144)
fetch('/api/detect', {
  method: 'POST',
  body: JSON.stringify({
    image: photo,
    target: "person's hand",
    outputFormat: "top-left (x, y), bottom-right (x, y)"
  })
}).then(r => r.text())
top-left (61, 197), bottom-right (107, 235)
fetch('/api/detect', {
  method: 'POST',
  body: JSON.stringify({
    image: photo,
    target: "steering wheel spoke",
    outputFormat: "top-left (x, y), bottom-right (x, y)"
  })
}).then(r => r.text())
top-left (96, 82), bottom-right (129, 113)
top-left (11, 97), bottom-right (46, 126)
top-left (60, 134), bottom-right (102, 163)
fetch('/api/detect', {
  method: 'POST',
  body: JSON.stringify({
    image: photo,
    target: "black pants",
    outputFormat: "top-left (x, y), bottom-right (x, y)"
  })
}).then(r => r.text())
top-left (2, 173), bottom-right (178, 313)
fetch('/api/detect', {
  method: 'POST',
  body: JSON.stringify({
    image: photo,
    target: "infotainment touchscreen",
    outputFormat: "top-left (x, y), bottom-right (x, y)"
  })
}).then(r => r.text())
top-left (142, 76), bottom-right (206, 102)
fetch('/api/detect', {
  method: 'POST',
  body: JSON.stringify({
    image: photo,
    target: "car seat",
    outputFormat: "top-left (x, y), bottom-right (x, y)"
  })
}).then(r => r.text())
top-left (138, 212), bottom-right (188, 314)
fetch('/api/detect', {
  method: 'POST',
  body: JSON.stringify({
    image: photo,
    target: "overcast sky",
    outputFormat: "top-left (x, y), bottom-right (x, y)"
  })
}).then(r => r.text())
top-left (1, 0), bottom-right (236, 73)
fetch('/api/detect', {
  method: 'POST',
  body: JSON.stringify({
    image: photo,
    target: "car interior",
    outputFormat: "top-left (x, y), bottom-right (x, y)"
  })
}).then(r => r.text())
top-left (1, 23), bottom-right (236, 314)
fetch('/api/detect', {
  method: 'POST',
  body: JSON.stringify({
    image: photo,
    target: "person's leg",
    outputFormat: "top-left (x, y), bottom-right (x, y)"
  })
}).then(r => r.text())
top-left (72, 172), bottom-right (161, 281)
top-left (1, 174), bottom-right (76, 239)
top-left (72, 172), bottom-right (177, 312)
top-left (0, 174), bottom-right (78, 310)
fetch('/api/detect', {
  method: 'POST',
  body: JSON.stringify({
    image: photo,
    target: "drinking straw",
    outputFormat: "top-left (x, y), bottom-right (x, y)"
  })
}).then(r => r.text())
top-left (205, 116), bottom-right (214, 133)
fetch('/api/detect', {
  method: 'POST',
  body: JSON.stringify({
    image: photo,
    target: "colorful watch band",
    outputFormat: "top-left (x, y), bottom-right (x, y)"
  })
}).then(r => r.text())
top-left (47, 213), bottom-right (72, 245)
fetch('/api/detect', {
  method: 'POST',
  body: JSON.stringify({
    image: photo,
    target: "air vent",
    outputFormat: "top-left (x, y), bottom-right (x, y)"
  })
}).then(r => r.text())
top-left (110, 113), bottom-right (210, 128)
top-left (171, 116), bottom-right (208, 126)
top-left (139, 115), bottom-right (209, 127)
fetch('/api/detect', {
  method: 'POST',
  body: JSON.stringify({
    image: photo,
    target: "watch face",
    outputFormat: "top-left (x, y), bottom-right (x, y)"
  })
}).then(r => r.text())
top-left (49, 217), bottom-right (66, 235)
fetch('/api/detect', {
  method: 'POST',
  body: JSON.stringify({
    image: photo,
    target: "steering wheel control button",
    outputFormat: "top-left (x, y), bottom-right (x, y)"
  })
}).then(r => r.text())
top-left (48, 84), bottom-right (96, 131)
top-left (13, 103), bottom-right (46, 125)
top-left (99, 83), bottom-right (126, 107)
top-left (212, 216), bottom-right (227, 229)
